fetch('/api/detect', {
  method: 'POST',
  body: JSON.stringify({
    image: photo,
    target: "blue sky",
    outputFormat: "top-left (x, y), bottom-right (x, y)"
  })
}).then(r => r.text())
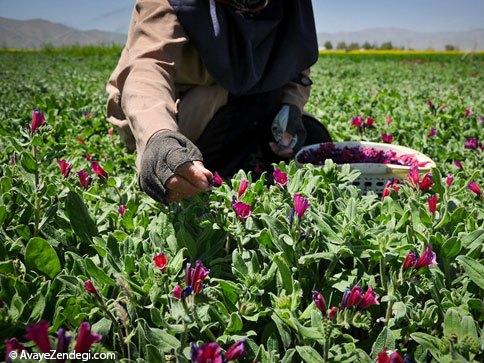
top-left (1, 0), bottom-right (483, 33)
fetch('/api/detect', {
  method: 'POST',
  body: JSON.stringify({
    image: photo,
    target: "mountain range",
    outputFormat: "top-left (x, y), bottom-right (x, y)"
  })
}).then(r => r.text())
top-left (1, 16), bottom-right (483, 50)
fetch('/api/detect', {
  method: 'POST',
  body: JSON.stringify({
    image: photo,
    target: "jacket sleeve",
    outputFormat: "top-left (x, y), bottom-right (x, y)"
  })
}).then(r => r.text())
top-left (280, 68), bottom-right (312, 112)
top-left (111, 0), bottom-right (187, 157)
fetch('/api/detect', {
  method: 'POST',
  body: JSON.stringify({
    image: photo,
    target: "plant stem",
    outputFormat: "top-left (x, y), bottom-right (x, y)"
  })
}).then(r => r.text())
top-left (32, 145), bottom-right (41, 236)
top-left (192, 304), bottom-right (217, 342)
top-left (380, 256), bottom-right (387, 291)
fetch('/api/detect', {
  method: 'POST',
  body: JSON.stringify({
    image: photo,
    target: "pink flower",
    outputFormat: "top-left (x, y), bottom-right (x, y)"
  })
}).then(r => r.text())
top-left (232, 201), bottom-right (252, 220)
top-left (402, 251), bottom-right (417, 271)
top-left (74, 322), bottom-right (101, 353)
top-left (5, 338), bottom-right (25, 363)
top-left (351, 116), bottom-right (364, 128)
top-left (427, 100), bottom-right (436, 112)
top-left (428, 128), bottom-right (437, 138)
top-left (407, 166), bottom-right (420, 187)
top-left (211, 172), bottom-right (223, 187)
top-left (445, 174), bottom-right (454, 188)
top-left (415, 245), bottom-right (437, 269)
top-left (381, 133), bottom-right (394, 144)
top-left (383, 179), bottom-right (400, 199)
top-left (172, 284), bottom-right (182, 299)
top-left (273, 168), bottom-right (288, 187)
top-left (293, 193), bottom-right (309, 219)
top-left (464, 137), bottom-right (478, 150)
top-left (386, 115), bottom-right (393, 126)
top-left (153, 253), bottom-right (168, 271)
top-left (453, 160), bottom-right (463, 170)
top-left (118, 204), bottom-right (127, 217)
top-left (191, 342), bottom-right (223, 363)
top-left (25, 320), bottom-right (51, 353)
top-left (312, 291), bottom-right (326, 313)
top-left (427, 195), bottom-right (438, 215)
top-left (464, 107), bottom-right (473, 118)
top-left (366, 117), bottom-right (375, 127)
top-left (78, 170), bottom-right (91, 189)
top-left (225, 339), bottom-right (247, 361)
top-left (357, 286), bottom-right (379, 310)
top-left (237, 179), bottom-right (249, 197)
top-left (419, 173), bottom-right (433, 191)
top-left (30, 109), bottom-right (46, 134)
top-left (467, 181), bottom-right (481, 196)
top-left (327, 306), bottom-right (338, 320)
top-left (185, 260), bottom-right (210, 295)
top-left (377, 349), bottom-right (404, 363)
top-left (85, 154), bottom-right (93, 162)
top-left (90, 161), bottom-right (108, 179)
top-left (84, 280), bottom-right (98, 294)
top-left (57, 159), bottom-right (72, 178)
top-left (344, 286), bottom-right (363, 309)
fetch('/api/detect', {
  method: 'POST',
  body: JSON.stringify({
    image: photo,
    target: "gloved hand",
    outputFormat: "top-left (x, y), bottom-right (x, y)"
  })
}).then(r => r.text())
top-left (139, 130), bottom-right (213, 203)
top-left (270, 104), bottom-right (307, 158)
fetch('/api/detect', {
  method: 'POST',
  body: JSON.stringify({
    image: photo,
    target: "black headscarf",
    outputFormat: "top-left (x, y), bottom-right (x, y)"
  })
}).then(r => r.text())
top-left (168, 0), bottom-right (319, 96)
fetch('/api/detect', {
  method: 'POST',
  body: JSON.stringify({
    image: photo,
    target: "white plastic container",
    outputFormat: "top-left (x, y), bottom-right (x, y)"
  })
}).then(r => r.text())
top-left (295, 141), bottom-right (436, 194)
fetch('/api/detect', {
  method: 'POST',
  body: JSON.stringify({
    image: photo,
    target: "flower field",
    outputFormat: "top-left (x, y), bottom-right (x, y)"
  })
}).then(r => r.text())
top-left (0, 49), bottom-right (483, 362)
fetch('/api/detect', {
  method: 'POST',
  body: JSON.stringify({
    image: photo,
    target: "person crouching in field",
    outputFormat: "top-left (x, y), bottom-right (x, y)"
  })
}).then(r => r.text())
top-left (106, 0), bottom-right (331, 203)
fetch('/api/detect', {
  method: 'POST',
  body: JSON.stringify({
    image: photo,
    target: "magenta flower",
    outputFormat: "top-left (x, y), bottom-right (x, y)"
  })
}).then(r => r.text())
top-left (357, 286), bottom-right (380, 310)
top-left (415, 245), bottom-right (437, 269)
top-left (377, 349), bottom-right (404, 363)
top-left (273, 168), bottom-right (288, 187)
top-left (185, 260), bottom-right (210, 295)
top-left (383, 179), bottom-right (400, 199)
top-left (85, 154), bottom-right (93, 162)
top-left (386, 115), bottom-right (393, 126)
top-left (57, 159), bottom-right (72, 178)
top-left (225, 339), bottom-right (247, 361)
top-left (5, 338), bottom-right (25, 363)
top-left (402, 251), bottom-right (417, 271)
top-left (312, 291), bottom-right (326, 313)
top-left (427, 194), bottom-right (438, 215)
top-left (56, 328), bottom-right (72, 359)
top-left (344, 286), bottom-right (363, 309)
top-left (464, 107), bottom-right (473, 118)
top-left (237, 179), bottom-right (249, 197)
top-left (464, 137), bottom-right (478, 150)
top-left (25, 320), bottom-right (51, 353)
top-left (78, 170), bottom-right (91, 189)
top-left (153, 252), bottom-right (168, 271)
top-left (30, 109), bottom-right (46, 134)
top-left (84, 280), bottom-right (98, 295)
top-left (232, 201), bottom-right (252, 220)
top-left (293, 193), bottom-right (309, 219)
top-left (327, 306), bottom-right (338, 320)
top-left (351, 116), bottom-right (364, 128)
top-left (172, 284), bottom-right (182, 300)
top-left (191, 342), bottom-right (223, 363)
top-left (118, 204), bottom-right (127, 217)
top-left (74, 322), bottom-right (101, 353)
top-left (381, 133), bottom-right (394, 144)
top-left (211, 172), bottom-right (223, 187)
top-left (407, 166), bottom-right (420, 187)
top-left (91, 161), bottom-right (108, 179)
top-left (419, 173), bottom-right (433, 191)
top-left (427, 128), bottom-right (437, 138)
top-left (445, 174), bottom-right (454, 188)
top-left (467, 181), bottom-right (482, 196)
top-left (453, 160), bottom-right (463, 170)
top-left (427, 100), bottom-right (436, 112)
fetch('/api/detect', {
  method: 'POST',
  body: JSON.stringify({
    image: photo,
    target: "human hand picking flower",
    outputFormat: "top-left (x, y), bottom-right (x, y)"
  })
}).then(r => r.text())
top-left (270, 104), bottom-right (307, 158)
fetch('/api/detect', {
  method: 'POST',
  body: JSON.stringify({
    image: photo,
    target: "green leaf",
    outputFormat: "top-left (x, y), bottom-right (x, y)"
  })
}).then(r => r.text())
top-left (147, 327), bottom-right (181, 352)
top-left (456, 256), bottom-right (484, 290)
top-left (168, 247), bottom-right (186, 275)
top-left (371, 327), bottom-right (395, 358)
top-left (84, 259), bottom-right (115, 286)
top-left (21, 152), bottom-right (37, 173)
top-left (65, 191), bottom-right (98, 242)
top-left (460, 316), bottom-right (478, 339)
top-left (92, 318), bottom-right (112, 336)
top-left (296, 346), bottom-right (324, 363)
top-left (410, 332), bottom-right (441, 357)
top-left (273, 253), bottom-right (294, 294)
top-left (0, 205), bottom-right (6, 227)
top-left (25, 237), bottom-right (61, 278)
top-left (460, 229), bottom-right (483, 248)
top-left (441, 238), bottom-right (461, 258)
top-left (443, 308), bottom-right (461, 338)
top-left (226, 312), bottom-right (243, 333)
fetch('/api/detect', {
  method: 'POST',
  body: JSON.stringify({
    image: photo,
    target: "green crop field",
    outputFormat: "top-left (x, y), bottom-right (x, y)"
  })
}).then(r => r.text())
top-left (0, 49), bottom-right (483, 362)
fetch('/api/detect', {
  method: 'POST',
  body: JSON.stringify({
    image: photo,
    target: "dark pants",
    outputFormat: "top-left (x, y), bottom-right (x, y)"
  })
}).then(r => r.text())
top-left (196, 89), bottom-right (331, 177)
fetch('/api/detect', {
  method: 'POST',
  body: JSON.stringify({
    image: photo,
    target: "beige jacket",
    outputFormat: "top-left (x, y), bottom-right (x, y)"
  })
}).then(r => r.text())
top-left (106, 0), bottom-right (312, 166)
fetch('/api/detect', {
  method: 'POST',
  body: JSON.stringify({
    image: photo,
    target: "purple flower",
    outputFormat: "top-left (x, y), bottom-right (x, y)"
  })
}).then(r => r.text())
top-left (464, 137), bottom-right (478, 150)
top-left (312, 291), bottom-right (326, 313)
top-left (56, 328), bottom-right (72, 362)
top-left (357, 286), bottom-right (380, 310)
top-left (5, 338), bottom-right (25, 363)
top-left (118, 204), bottom-right (127, 217)
top-left (91, 161), bottom-right (108, 179)
top-left (84, 280), bottom-right (98, 295)
top-left (232, 201), bottom-right (252, 220)
top-left (225, 339), bottom-right (247, 361)
top-left (365, 117), bottom-right (375, 127)
top-left (74, 322), bottom-right (101, 353)
top-left (464, 107), bottom-right (473, 118)
top-left (185, 260), bottom-right (210, 295)
top-left (328, 306), bottom-right (338, 320)
top-left (453, 160), bottom-right (463, 170)
top-left (402, 251), bottom-right (417, 271)
top-left (351, 116), bottom-right (364, 128)
top-left (383, 179), bottom-right (400, 199)
top-left (78, 170), bottom-right (91, 189)
top-left (427, 128), bottom-right (437, 138)
top-left (415, 245), bottom-right (437, 269)
top-left (273, 168), bottom-right (288, 187)
top-left (191, 342), bottom-right (223, 363)
top-left (30, 109), bottom-right (46, 134)
top-left (427, 195), bottom-right (438, 215)
top-left (341, 286), bottom-right (378, 311)
top-left (419, 173), bottom-right (433, 191)
top-left (57, 160), bottom-right (72, 178)
top-left (25, 320), bottom-right (51, 353)
top-left (445, 174), bottom-right (454, 188)
top-left (407, 166), bottom-right (420, 187)
top-left (468, 181), bottom-right (482, 196)
top-left (377, 349), bottom-right (404, 363)
top-left (211, 172), bottom-right (223, 187)
top-left (172, 284), bottom-right (182, 299)
top-left (381, 133), bottom-right (394, 144)
top-left (293, 193), bottom-right (309, 219)
top-left (237, 179), bottom-right (250, 197)
top-left (153, 252), bottom-right (168, 271)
